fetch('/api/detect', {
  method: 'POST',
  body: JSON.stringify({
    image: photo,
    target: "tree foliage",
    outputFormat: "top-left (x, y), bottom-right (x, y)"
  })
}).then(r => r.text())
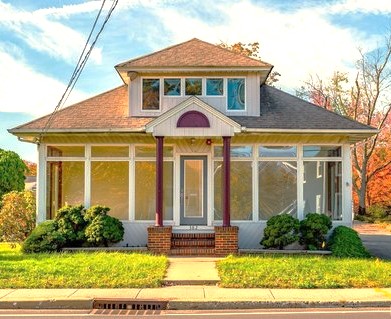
top-left (0, 149), bottom-right (27, 200)
top-left (0, 191), bottom-right (36, 246)
top-left (24, 161), bottom-right (37, 176)
top-left (297, 33), bottom-right (391, 214)
top-left (218, 41), bottom-right (281, 86)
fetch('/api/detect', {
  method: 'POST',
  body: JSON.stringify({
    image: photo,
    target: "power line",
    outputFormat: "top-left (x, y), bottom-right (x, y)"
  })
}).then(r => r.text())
top-left (37, 0), bottom-right (119, 143)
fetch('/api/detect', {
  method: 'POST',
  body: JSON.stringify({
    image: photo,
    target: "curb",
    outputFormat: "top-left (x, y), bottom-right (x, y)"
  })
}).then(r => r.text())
top-left (1, 299), bottom-right (390, 310)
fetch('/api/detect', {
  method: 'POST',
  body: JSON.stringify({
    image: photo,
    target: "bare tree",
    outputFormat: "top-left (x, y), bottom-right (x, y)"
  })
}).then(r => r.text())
top-left (298, 34), bottom-right (391, 215)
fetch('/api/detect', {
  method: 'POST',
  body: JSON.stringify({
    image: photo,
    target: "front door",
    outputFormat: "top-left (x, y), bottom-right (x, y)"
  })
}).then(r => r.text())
top-left (180, 156), bottom-right (207, 225)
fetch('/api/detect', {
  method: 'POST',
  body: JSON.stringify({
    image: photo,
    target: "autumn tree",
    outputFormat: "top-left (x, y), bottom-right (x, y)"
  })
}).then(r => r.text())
top-left (24, 160), bottom-right (37, 176)
top-left (297, 34), bottom-right (391, 215)
top-left (218, 41), bottom-right (281, 86)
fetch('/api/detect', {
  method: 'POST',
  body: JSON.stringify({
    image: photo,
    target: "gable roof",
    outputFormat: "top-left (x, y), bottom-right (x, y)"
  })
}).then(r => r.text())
top-left (9, 84), bottom-right (377, 143)
top-left (116, 38), bottom-right (272, 69)
top-left (231, 85), bottom-right (376, 132)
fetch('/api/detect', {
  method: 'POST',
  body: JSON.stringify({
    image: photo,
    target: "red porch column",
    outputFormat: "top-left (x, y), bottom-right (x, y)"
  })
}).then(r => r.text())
top-left (222, 136), bottom-right (231, 227)
top-left (155, 136), bottom-right (164, 226)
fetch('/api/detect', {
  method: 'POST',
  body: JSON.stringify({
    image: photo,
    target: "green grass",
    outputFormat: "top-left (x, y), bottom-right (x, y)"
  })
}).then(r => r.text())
top-left (0, 243), bottom-right (167, 288)
top-left (217, 255), bottom-right (391, 288)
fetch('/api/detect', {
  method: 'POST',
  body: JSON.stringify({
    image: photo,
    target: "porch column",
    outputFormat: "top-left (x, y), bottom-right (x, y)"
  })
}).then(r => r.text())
top-left (155, 136), bottom-right (164, 226)
top-left (222, 136), bottom-right (231, 227)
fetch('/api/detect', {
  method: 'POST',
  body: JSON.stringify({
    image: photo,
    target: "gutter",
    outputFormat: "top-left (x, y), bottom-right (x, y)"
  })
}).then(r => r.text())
top-left (242, 128), bottom-right (379, 134)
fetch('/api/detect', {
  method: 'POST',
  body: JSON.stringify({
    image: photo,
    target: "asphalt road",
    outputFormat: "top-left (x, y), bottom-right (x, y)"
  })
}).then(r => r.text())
top-left (360, 234), bottom-right (391, 259)
top-left (0, 308), bottom-right (390, 319)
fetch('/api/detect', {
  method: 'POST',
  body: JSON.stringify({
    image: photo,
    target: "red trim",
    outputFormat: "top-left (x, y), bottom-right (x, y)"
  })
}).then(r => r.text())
top-left (155, 136), bottom-right (164, 226)
top-left (177, 111), bottom-right (210, 128)
top-left (222, 136), bottom-right (231, 227)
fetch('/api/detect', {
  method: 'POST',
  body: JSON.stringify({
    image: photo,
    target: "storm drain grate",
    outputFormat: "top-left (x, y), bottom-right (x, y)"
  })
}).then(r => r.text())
top-left (93, 299), bottom-right (168, 311)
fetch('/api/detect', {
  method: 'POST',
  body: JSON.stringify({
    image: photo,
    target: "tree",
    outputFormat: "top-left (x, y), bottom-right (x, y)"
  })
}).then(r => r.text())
top-left (0, 191), bottom-right (36, 246)
top-left (0, 149), bottom-right (27, 200)
top-left (297, 33), bottom-right (391, 215)
top-left (218, 41), bottom-right (281, 86)
top-left (24, 160), bottom-right (37, 176)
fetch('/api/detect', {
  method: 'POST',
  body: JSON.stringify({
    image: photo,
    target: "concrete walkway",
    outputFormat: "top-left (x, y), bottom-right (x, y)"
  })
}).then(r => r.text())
top-left (164, 257), bottom-right (221, 285)
top-left (0, 287), bottom-right (390, 309)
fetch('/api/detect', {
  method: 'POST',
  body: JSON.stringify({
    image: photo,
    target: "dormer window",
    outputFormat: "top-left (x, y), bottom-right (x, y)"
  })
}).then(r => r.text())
top-left (206, 78), bottom-right (224, 96)
top-left (164, 78), bottom-right (181, 96)
top-left (142, 78), bottom-right (160, 110)
top-left (185, 78), bottom-right (202, 95)
top-left (227, 78), bottom-right (245, 110)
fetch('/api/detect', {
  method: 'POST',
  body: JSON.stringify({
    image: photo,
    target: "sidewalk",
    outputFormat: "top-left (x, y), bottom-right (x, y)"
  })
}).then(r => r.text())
top-left (0, 287), bottom-right (390, 309)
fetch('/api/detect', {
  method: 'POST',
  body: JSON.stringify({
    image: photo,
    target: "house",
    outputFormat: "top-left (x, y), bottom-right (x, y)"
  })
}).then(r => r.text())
top-left (9, 38), bottom-right (377, 255)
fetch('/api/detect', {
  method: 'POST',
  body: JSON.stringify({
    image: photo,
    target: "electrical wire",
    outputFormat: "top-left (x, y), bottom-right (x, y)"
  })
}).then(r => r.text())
top-left (37, 0), bottom-right (118, 143)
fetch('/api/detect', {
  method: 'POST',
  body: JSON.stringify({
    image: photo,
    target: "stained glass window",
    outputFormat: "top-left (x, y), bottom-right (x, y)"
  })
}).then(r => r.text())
top-left (185, 78), bottom-right (202, 95)
top-left (227, 78), bottom-right (245, 110)
top-left (206, 78), bottom-right (223, 96)
top-left (142, 79), bottom-right (160, 110)
top-left (164, 78), bottom-right (181, 96)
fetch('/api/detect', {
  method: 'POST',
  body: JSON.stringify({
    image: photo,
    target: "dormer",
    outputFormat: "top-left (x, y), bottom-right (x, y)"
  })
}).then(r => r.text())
top-left (115, 38), bottom-right (273, 117)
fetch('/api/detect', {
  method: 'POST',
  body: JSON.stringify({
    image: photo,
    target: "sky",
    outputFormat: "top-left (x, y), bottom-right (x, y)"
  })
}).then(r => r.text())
top-left (0, 0), bottom-right (390, 162)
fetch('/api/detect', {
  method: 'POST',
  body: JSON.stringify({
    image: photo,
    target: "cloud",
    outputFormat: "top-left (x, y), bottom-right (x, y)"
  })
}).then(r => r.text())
top-left (0, 0), bottom-right (102, 64)
top-left (0, 47), bottom-right (88, 116)
top-left (328, 0), bottom-right (391, 14)
top-left (147, 0), bottom-right (382, 91)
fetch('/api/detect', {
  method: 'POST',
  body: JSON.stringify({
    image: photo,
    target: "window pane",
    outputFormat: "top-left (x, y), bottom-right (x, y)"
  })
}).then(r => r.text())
top-left (227, 78), bottom-right (245, 110)
top-left (164, 78), bottom-right (181, 96)
top-left (135, 161), bottom-right (173, 220)
top-left (214, 161), bottom-right (252, 220)
top-left (135, 146), bottom-right (173, 157)
top-left (47, 146), bottom-right (84, 157)
top-left (91, 146), bottom-right (129, 157)
top-left (91, 162), bottom-right (129, 220)
top-left (214, 145), bottom-right (252, 158)
top-left (303, 146), bottom-right (341, 157)
top-left (46, 161), bottom-right (84, 219)
top-left (259, 146), bottom-right (297, 157)
top-left (259, 161), bottom-right (297, 220)
top-left (185, 78), bottom-right (202, 95)
top-left (142, 79), bottom-right (160, 110)
top-left (303, 161), bottom-right (342, 220)
top-left (206, 78), bottom-right (223, 96)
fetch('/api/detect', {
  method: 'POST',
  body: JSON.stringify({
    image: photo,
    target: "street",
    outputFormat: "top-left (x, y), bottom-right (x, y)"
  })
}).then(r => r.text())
top-left (0, 308), bottom-right (389, 318)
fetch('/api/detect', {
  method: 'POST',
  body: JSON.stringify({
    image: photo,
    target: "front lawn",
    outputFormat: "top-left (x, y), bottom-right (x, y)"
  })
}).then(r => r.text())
top-left (217, 255), bottom-right (391, 288)
top-left (0, 244), bottom-right (167, 288)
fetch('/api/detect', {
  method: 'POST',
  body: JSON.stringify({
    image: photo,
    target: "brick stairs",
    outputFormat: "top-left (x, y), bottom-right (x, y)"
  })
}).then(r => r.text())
top-left (169, 232), bottom-right (215, 256)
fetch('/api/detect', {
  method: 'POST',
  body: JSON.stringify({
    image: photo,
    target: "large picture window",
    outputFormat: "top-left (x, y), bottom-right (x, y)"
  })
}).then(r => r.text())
top-left (227, 78), bottom-right (245, 110)
top-left (142, 79), bottom-right (160, 110)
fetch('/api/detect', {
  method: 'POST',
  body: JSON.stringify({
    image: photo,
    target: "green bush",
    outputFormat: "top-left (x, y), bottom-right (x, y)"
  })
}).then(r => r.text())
top-left (328, 226), bottom-right (371, 258)
top-left (261, 214), bottom-right (300, 249)
top-left (0, 191), bottom-right (36, 246)
top-left (85, 214), bottom-right (124, 247)
top-left (84, 205), bottom-right (110, 223)
top-left (299, 213), bottom-right (332, 250)
top-left (55, 205), bottom-right (87, 246)
top-left (22, 221), bottom-right (66, 253)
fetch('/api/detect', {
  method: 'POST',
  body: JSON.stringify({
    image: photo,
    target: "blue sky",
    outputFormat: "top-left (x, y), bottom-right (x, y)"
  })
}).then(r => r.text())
top-left (0, 0), bottom-right (390, 162)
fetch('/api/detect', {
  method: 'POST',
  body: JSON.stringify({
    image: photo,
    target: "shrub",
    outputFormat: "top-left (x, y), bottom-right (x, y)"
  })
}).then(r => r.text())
top-left (299, 213), bottom-right (332, 250)
top-left (22, 221), bottom-right (66, 253)
top-left (84, 205), bottom-right (110, 223)
top-left (85, 214), bottom-right (124, 247)
top-left (0, 149), bottom-right (27, 199)
top-left (261, 214), bottom-right (300, 249)
top-left (328, 226), bottom-right (371, 258)
top-left (0, 191), bottom-right (36, 246)
top-left (55, 205), bottom-right (87, 246)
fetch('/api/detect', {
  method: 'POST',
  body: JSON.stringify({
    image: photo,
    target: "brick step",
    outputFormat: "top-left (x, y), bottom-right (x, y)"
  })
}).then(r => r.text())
top-left (169, 248), bottom-right (215, 256)
top-left (171, 233), bottom-right (215, 239)
top-left (171, 238), bottom-right (215, 248)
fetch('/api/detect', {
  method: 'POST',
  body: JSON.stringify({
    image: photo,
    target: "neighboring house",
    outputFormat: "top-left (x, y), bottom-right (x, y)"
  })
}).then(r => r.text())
top-left (9, 38), bottom-right (377, 255)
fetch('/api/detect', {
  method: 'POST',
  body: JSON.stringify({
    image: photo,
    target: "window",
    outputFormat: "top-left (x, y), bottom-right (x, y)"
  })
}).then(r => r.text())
top-left (303, 146), bottom-right (341, 157)
top-left (47, 145), bottom-right (84, 157)
top-left (214, 145), bottom-right (252, 158)
top-left (46, 161), bottom-right (84, 219)
top-left (227, 78), bottom-right (245, 110)
top-left (303, 161), bottom-right (342, 220)
top-left (91, 146), bottom-right (129, 157)
top-left (259, 161), bottom-right (297, 220)
top-left (259, 146), bottom-right (297, 158)
top-left (185, 78), bottom-right (202, 95)
top-left (142, 79), bottom-right (160, 110)
top-left (135, 145), bottom-right (173, 157)
top-left (164, 78), bottom-right (181, 96)
top-left (206, 78), bottom-right (223, 96)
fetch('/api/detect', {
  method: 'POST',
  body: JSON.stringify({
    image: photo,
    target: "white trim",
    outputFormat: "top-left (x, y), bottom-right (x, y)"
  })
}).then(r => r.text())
top-left (342, 144), bottom-right (353, 224)
top-left (252, 145), bottom-right (259, 222)
top-left (37, 143), bottom-right (46, 223)
top-left (297, 144), bottom-right (304, 220)
top-left (84, 145), bottom-right (91, 208)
